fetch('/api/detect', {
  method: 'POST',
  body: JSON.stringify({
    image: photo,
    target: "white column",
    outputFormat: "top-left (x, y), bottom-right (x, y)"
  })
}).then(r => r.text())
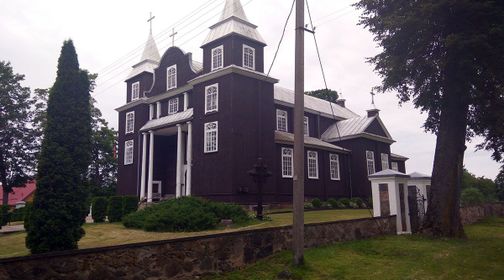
top-left (176, 124), bottom-right (183, 198)
top-left (156, 102), bottom-right (161, 118)
top-left (183, 92), bottom-right (189, 111)
top-left (370, 181), bottom-right (381, 217)
top-left (140, 133), bottom-right (147, 201)
top-left (186, 121), bottom-right (193, 196)
top-left (147, 131), bottom-right (155, 203)
top-left (403, 182), bottom-right (412, 233)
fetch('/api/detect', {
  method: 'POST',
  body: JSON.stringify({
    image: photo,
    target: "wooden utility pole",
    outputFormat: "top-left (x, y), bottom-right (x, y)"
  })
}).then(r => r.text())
top-left (293, 0), bottom-right (305, 266)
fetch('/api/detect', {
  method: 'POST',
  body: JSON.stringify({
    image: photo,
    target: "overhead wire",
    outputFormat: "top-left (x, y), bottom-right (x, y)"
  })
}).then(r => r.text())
top-left (267, 0), bottom-right (296, 77)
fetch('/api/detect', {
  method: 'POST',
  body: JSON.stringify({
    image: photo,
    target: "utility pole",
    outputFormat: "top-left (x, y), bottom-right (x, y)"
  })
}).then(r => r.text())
top-left (293, 0), bottom-right (305, 266)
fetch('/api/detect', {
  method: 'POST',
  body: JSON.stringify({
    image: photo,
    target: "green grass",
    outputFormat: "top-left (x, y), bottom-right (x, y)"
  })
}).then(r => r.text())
top-left (0, 209), bottom-right (370, 259)
top-left (207, 217), bottom-right (504, 280)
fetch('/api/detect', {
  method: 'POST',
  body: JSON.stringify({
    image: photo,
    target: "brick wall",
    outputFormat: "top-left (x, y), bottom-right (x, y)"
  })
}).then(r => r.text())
top-left (0, 216), bottom-right (395, 280)
top-left (460, 202), bottom-right (504, 225)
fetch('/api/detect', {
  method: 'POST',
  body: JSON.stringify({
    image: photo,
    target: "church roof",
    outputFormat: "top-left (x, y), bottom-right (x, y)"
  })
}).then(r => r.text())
top-left (127, 31), bottom-right (160, 80)
top-left (274, 86), bottom-right (359, 120)
top-left (321, 115), bottom-right (394, 143)
top-left (390, 153), bottom-right (409, 161)
top-left (275, 131), bottom-right (350, 153)
top-left (202, 0), bottom-right (266, 46)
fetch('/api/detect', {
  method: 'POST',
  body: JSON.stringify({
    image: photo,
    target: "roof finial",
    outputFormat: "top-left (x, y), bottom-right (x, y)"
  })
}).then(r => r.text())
top-left (169, 28), bottom-right (178, 47)
top-left (147, 12), bottom-right (155, 34)
top-left (370, 89), bottom-right (377, 109)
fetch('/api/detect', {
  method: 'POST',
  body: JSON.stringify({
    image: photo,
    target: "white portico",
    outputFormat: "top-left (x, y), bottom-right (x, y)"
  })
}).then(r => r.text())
top-left (139, 109), bottom-right (193, 202)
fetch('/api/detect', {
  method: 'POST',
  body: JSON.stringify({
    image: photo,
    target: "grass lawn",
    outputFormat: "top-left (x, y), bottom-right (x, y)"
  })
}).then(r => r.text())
top-left (0, 209), bottom-right (370, 259)
top-left (207, 217), bottom-right (504, 280)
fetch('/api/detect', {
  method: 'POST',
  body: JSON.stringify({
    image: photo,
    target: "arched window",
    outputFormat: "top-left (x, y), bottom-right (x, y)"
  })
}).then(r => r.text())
top-left (211, 45), bottom-right (223, 70)
top-left (167, 65), bottom-right (177, 90)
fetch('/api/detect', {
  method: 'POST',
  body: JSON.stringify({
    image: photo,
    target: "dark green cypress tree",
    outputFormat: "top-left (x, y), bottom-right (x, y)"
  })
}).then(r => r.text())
top-left (26, 40), bottom-right (92, 253)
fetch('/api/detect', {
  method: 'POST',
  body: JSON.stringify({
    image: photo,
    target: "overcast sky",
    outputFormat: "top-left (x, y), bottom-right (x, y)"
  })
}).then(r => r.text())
top-left (1, 0), bottom-right (501, 179)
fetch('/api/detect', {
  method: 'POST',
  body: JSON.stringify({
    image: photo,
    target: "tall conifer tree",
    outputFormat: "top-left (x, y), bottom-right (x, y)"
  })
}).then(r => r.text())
top-left (26, 40), bottom-right (92, 253)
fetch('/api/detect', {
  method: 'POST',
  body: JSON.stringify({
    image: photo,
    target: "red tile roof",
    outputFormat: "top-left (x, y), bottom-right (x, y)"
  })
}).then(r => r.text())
top-left (0, 181), bottom-right (36, 206)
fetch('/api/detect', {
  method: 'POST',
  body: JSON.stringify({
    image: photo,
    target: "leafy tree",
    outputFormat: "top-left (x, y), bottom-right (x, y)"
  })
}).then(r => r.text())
top-left (305, 89), bottom-right (339, 103)
top-left (462, 168), bottom-right (497, 202)
top-left (26, 40), bottom-right (92, 253)
top-left (496, 167), bottom-right (504, 202)
top-left (0, 61), bottom-right (37, 206)
top-left (355, 0), bottom-right (504, 238)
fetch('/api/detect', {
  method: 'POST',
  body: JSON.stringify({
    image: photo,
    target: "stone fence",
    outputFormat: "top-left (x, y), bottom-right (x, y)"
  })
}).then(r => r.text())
top-left (0, 216), bottom-right (395, 280)
top-left (460, 202), bottom-right (504, 225)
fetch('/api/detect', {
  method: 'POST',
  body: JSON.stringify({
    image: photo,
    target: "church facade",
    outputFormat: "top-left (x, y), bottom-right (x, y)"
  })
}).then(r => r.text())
top-left (116, 0), bottom-right (408, 204)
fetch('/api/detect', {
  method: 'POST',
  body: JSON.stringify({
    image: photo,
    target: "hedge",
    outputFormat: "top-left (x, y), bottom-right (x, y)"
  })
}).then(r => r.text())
top-left (92, 197), bottom-right (108, 223)
top-left (107, 196), bottom-right (124, 222)
top-left (122, 196), bottom-right (139, 216)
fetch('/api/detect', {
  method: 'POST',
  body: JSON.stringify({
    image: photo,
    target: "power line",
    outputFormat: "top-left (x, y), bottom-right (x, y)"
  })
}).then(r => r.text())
top-left (267, 0), bottom-right (296, 77)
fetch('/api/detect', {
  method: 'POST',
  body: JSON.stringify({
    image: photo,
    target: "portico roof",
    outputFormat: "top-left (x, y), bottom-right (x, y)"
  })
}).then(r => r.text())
top-left (368, 169), bottom-right (410, 179)
top-left (274, 131), bottom-right (350, 153)
top-left (140, 108), bottom-right (193, 132)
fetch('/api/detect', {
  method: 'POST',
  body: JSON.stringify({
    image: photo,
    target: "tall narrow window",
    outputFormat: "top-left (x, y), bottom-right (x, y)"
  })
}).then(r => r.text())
top-left (281, 147), bottom-right (293, 178)
top-left (307, 151), bottom-right (319, 179)
top-left (276, 109), bottom-right (288, 132)
top-left (366, 150), bottom-right (376, 175)
top-left (330, 154), bottom-right (340, 180)
top-left (381, 153), bottom-right (389, 170)
top-left (124, 140), bottom-right (134, 165)
top-left (211, 45), bottom-right (223, 71)
top-left (205, 84), bottom-right (219, 113)
top-left (167, 65), bottom-right (177, 90)
top-left (204, 121), bottom-right (218, 153)
top-left (125, 111), bottom-right (135, 134)
top-left (243, 45), bottom-right (255, 70)
top-left (391, 162), bottom-right (399, 171)
top-left (168, 97), bottom-right (179, 115)
top-left (131, 82), bottom-right (140, 101)
top-left (304, 116), bottom-right (309, 136)
top-left (149, 104), bottom-right (155, 120)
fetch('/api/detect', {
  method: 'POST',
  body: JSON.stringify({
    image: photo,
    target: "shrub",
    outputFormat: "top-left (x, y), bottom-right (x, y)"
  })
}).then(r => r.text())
top-left (0, 205), bottom-right (9, 226)
top-left (10, 207), bottom-right (26, 222)
top-left (461, 188), bottom-right (485, 207)
top-left (350, 197), bottom-right (366, 208)
top-left (92, 197), bottom-right (108, 223)
top-left (337, 198), bottom-right (351, 208)
top-left (108, 196), bottom-right (124, 222)
top-left (23, 203), bottom-right (33, 231)
top-left (311, 198), bottom-right (322, 208)
top-left (304, 202), bottom-right (314, 209)
top-left (122, 196), bottom-right (139, 216)
top-left (327, 198), bottom-right (338, 208)
top-left (348, 201), bottom-right (359, 209)
top-left (208, 202), bottom-right (249, 224)
top-left (123, 197), bottom-right (251, 232)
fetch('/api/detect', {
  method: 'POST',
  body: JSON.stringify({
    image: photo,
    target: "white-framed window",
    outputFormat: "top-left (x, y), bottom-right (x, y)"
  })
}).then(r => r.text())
top-left (307, 151), bottom-right (319, 179)
top-left (211, 45), bottom-right (224, 71)
top-left (204, 121), bottom-right (218, 153)
top-left (167, 64), bottom-right (177, 90)
top-left (381, 153), bottom-right (389, 170)
top-left (205, 84), bottom-right (219, 113)
top-left (149, 104), bottom-right (155, 120)
top-left (168, 98), bottom-right (179, 115)
top-left (304, 116), bottom-right (309, 136)
top-left (330, 154), bottom-right (340, 180)
top-left (124, 140), bottom-right (134, 165)
top-left (131, 82), bottom-right (140, 101)
top-left (366, 150), bottom-right (376, 175)
top-left (281, 147), bottom-right (293, 178)
top-left (125, 111), bottom-right (135, 134)
top-left (276, 109), bottom-right (288, 132)
top-left (243, 45), bottom-right (255, 70)
top-left (391, 162), bottom-right (399, 171)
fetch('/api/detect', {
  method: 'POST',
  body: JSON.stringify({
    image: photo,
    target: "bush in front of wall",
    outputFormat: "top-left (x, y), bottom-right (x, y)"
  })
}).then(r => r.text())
top-left (311, 198), bottom-right (322, 208)
top-left (92, 197), bottom-right (108, 223)
top-left (304, 202), bottom-right (314, 209)
top-left (0, 205), bottom-right (9, 226)
top-left (337, 198), bottom-right (351, 208)
top-left (123, 196), bottom-right (252, 232)
top-left (122, 196), bottom-right (139, 217)
top-left (107, 196), bottom-right (124, 222)
top-left (327, 198), bottom-right (338, 209)
top-left (350, 197), bottom-right (366, 208)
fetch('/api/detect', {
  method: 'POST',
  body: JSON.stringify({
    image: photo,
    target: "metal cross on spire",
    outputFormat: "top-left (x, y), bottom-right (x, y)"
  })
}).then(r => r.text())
top-left (169, 28), bottom-right (178, 47)
top-left (147, 12), bottom-right (155, 34)
top-left (370, 89), bottom-right (376, 108)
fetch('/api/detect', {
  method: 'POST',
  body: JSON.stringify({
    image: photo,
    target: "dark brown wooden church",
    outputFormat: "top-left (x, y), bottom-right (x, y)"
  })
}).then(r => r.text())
top-left (116, 0), bottom-right (408, 204)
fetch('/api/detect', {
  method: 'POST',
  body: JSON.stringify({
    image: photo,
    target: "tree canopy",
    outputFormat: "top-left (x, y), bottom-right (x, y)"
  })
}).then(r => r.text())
top-left (0, 61), bottom-right (37, 205)
top-left (26, 40), bottom-right (92, 253)
top-left (305, 89), bottom-right (339, 103)
top-left (355, 0), bottom-right (504, 237)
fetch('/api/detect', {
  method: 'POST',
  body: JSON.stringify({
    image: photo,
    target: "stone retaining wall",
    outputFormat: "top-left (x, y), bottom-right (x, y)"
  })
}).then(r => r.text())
top-left (0, 216), bottom-right (395, 280)
top-left (460, 202), bottom-right (504, 225)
